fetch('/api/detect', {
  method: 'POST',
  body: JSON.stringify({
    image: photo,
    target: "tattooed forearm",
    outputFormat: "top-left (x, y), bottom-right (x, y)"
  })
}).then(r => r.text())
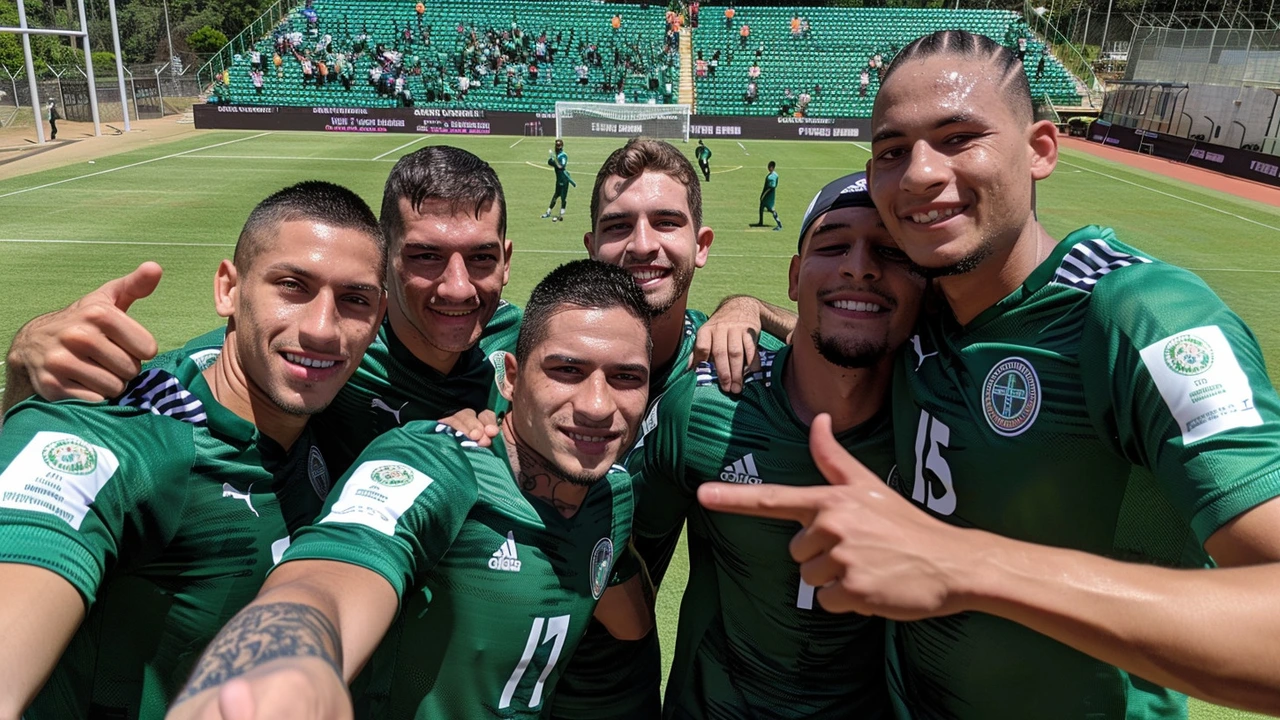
top-left (172, 602), bottom-right (343, 705)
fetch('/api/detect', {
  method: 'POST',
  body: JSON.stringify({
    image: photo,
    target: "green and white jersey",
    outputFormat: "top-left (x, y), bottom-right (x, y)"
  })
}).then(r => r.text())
top-left (549, 309), bottom-right (710, 719)
top-left (1, 351), bottom-right (328, 720)
top-left (888, 226), bottom-right (1280, 720)
top-left (552, 150), bottom-right (570, 183)
top-left (170, 300), bottom-right (522, 475)
top-left (282, 422), bottom-right (634, 719)
top-left (632, 345), bottom-right (894, 720)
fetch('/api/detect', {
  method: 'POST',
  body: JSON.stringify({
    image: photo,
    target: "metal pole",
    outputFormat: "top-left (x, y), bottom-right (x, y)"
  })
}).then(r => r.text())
top-left (76, 0), bottom-right (101, 136)
top-left (15, 0), bottom-right (45, 143)
top-left (163, 0), bottom-right (177, 75)
top-left (1100, 0), bottom-right (1114, 68)
top-left (155, 63), bottom-right (168, 117)
top-left (108, 0), bottom-right (130, 131)
top-left (125, 66), bottom-right (138, 120)
top-left (1082, 7), bottom-right (1091, 58)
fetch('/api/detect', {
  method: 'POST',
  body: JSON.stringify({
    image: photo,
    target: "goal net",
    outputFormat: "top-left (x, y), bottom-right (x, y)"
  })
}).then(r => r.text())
top-left (555, 102), bottom-right (691, 142)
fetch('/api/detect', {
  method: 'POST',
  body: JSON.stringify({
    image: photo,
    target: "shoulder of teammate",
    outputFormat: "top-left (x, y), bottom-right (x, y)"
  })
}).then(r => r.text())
top-left (480, 300), bottom-right (522, 355)
top-left (1078, 228), bottom-right (1280, 541)
top-left (283, 420), bottom-right (481, 601)
top-left (0, 387), bottom-right (195, 602)
top-left (143, 327), bottom-right (226, 373)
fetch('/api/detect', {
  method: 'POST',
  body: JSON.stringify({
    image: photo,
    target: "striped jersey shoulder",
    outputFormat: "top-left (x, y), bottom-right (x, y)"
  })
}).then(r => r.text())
top-left (432, 422), bottom-right (483, 450)
top-left (695, 348), bottom-right (779, 388)
top-left (114, 368), bottom-right (207, 426)
top-left (1051, 238), bottom-right (1151, 292)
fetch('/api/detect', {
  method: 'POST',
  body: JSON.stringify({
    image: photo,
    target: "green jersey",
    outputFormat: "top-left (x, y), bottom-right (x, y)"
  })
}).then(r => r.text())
top-left (170, 301), bottom-right (522, 475)
top-left (695, 146), bottom-right (711, 163)
top-left (551, 151), bottom-right (570, 184)
top-left (762, 171), bottom-right (778, 197)
top-left (282, 422), bottom-right (635, 719)
top-left (632, 345), bottom-right (894, 719)
top-left (549, 309), bottom-right (709, 719)
top-left (2, 351), bottom-right (328, 719)
top-left (888, 227), bottom-right (1280, 719)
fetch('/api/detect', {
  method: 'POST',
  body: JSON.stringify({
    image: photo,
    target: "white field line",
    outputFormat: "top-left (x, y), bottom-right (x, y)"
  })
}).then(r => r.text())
top-left (0, 132), bottom-right (273, 200)
top-left (509, 137), bottom-right (525, 148)
top-left (711, 165), bottom-right (743, 174)
top-left (1056, 158), bottom-right (1280, 234)
top-left (371, 135), bottom-right (432, 161)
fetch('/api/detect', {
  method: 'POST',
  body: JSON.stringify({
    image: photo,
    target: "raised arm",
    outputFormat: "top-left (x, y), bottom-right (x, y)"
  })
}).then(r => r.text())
top-left (0, 564), bottom-right (86, 720)
top-left (692, 295), bottom-right (796, 394)
top-left (167, 560), bottom-right (399, 720)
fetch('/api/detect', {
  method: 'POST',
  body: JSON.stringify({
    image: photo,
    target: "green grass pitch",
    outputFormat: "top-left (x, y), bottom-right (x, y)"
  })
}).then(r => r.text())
top-left (1, 131), bottom-right (1278, 719)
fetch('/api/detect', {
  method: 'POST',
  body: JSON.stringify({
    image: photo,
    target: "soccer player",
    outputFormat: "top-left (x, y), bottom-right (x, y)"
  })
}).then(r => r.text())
top-left (0, 181), bottom-right (387, 719)
top-left (757, 160), bottom-right (782, 231)
top-left (700, 29), bottom-right (1280, 719)
top-left (542, 138), bottom-right (575, 222)
top-left (633, 172), bottom-right (923, 719)
top-left (166, 260), bottom-right (654, 719)
top-left (4, 146), bottom-right (523, 477)
top-left (695, 138), bottom-right (712, 182)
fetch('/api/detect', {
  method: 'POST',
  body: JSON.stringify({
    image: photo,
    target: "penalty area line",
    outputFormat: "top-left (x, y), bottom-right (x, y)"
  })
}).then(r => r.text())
top-left (371, 135), bottom-right (432, 161)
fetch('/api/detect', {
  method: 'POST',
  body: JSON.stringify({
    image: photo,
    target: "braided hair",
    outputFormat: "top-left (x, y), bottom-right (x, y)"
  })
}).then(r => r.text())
top-left (882, 29), bottom-right (1033, 124)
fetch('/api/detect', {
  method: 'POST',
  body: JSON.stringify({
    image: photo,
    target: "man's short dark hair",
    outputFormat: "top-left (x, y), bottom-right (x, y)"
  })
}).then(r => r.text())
top-left (380, 145), bottom-right (507, 248)
top-left (767, 161), bottom-right (776, 170)
top-left (234, 180), bottom-right (384, 279)
top-left (590, 138), bottom-right (703, 230)
top-left (515, 259), bottom-right (652, 363)
top-left (882, 29), bottom-right (1034, 124)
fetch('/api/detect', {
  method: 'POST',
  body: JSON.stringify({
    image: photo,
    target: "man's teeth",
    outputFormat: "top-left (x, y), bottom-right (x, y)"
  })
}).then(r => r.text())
top-left (285, 353), bottom-right (337, 369)
top-left (434, 308), bottom-right (475, 316)
top-left (631, 269), bottom-right (667, 281)
top-left (568, 431), bottom-right (611, 443)
top-left (831, 300), bottom-right (883, 312)
top-left (911, 207), bottom-right (961, 224)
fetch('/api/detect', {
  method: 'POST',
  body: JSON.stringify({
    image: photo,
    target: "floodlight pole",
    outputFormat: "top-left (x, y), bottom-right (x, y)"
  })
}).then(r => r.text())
top-left (76, 0), bottom-right (102, 136)
top-left (15, 0), bottom-right (44, 143)
top-left (1099, 0), bottom-right (1114, 67)
top-left (154, 62), bottom-right (169, 117)
top-left (108, 0), bottom-right (131, 131)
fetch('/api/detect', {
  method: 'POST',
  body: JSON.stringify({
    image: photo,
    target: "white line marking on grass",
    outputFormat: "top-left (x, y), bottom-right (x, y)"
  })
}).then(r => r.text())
top-left (371, 135), bottom-right (432, 161)
top-left (525, 161), bottom-right (553, 171)
top-left (711, 165), bottom-right (743, 174)
top-left (0, 133), bottom-right (273, 200)
top-left (177, 154), bottom-right (387, 162)
top-left (0, 238), bottom-right (234, 248)
top-left (1057, 158), bottom-right (1280, 234)
top-left (850, 142), bottom-right (871, 154)
top-left (510, 137), bottom-right (525, 148)
top-left (1186, 266), bottom-right (1280, 274)
top-left (737, 141), bottom-right (749, 155)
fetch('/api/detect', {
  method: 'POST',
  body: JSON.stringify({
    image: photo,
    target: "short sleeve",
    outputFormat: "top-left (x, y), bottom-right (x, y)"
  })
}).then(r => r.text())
top-left (280, 422), bottom-right (479, 601)
top-left (0, 400), bottom-right (190, 603)
top-left (1083, 262), bottom-right (1280, 543)
top-left (627, 373), bottom-right (696, 541)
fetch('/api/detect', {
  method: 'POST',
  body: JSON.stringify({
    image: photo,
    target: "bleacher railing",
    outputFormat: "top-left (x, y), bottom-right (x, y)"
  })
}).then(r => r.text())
top-left (1023, 0), bottom-right (1104, 106)
top-left (197, 0), bottom-right (291, 91)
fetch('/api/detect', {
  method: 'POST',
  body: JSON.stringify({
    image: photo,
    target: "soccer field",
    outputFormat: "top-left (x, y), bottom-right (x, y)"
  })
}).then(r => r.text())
top-left (1, 130), bottom-right (1278, 718)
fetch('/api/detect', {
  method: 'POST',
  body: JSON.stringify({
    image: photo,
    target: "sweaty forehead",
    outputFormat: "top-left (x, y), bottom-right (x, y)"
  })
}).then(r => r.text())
top-left (538, 306), bottom-right (649, 359)
top-left (597, 172), bottom-right (690, 216)
top-left (873, 56), bottom-right (1009, 130)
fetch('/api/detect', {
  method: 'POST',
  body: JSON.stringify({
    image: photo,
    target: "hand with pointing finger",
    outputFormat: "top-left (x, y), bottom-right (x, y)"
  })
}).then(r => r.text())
top-left (697, 413), bottom-right (978, 620)
top-left (4, 262), bottom-right (162, 409)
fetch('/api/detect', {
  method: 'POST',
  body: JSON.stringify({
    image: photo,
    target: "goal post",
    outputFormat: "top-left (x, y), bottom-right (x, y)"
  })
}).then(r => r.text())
top-left (555, 101), bottom-right (691, 142)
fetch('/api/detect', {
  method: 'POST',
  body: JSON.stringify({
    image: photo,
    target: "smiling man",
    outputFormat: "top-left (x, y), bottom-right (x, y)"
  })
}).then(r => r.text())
top-left (632, 172), bottom-right (922, 719)
top-left (0, 181), bottom-right (387, 720)
top-left (165, 260), bottom-right (654, 720)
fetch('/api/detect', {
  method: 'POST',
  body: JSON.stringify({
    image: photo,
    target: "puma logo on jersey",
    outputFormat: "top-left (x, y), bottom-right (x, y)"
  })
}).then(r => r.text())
top-left (221, 483), bottom-right (259, 517)
top-left (910, 335), bottom-right (938, 370)
top-left (371, 398), bottom-right (408, 424)
top-left (489, 531), bottom-right (522, 572)
top-left (720, 454), bottom-right (763, 484)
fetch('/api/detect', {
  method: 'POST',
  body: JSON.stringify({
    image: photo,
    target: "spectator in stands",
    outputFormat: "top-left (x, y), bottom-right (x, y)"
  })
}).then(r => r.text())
top-left (739, 23), bottom-right (750, 49)
top-left (513, 74), bottom-right (525, 98)
top-left (297, 50), bottom-right (314, 87)
top-left (790, 15), bottom-right (801, 38)
top-left (249, 48), bottom-right (263, 72)
top-left (748, 62), bottom-right (761, 80)
top-left (1017, 35), bottom-right (1028, 61)
top-left (611, 13), bottom-right (622, 32)
top-left (709, 50), bottom-right (719, 77)
top-left (316, 56), bottom-right (329, 88)
top-left (369, 64), bottom-right (383, 92)
top-left (529, 62), bottom-right (539, 84)
top-left (576, 62), bottom-right (589, 85)
top-left (248, 68), bottom-right (264, 97)
top-left (457, 73), bottom-right (470, 99)
top-left (340, 59), bottom-right (354, 91)
top-left (860, 68), bottom-right (870, 96)
top-left (797, 88), bottom-right (811, 116)
top-left (615, 88), bottom-right (627, 103)
top-left (696, 52), bottom-right (707, 78)
top-left (690, 1), bottom-right (700, 29)
top-left (724, 4), bottom-right (735, 30)
top-left (813, 82), bottom-right (821, 95)
top-left (801, 17), bottom-right (810, 39)
top-left (415, 1), bottom-right (424, 22)
top-left (745, 79), bottom-right (757, 104)
top-left (1036, 53), bottom-right (1046, 79)
top-left (273, 50), bottom-right (283, 79)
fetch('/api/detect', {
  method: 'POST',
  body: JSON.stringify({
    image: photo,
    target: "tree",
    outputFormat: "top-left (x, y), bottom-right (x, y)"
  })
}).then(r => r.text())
top-left (187, 24), bottom-right (228, 55)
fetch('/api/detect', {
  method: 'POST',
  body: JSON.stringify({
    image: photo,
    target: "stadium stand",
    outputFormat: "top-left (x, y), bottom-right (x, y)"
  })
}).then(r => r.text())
top-left (692, 5), bottom-right (1083, 117)
top-left (209, 1), bottom-right (1082, 118)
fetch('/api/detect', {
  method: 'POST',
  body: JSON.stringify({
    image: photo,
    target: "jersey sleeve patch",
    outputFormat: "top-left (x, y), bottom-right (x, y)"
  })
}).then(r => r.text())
top-left (318, 460), bottom-right (435, 535)
top-left (0, 431), bottom-right (121, 530)
top-left (1138, 325), bottom-right (1263, 444)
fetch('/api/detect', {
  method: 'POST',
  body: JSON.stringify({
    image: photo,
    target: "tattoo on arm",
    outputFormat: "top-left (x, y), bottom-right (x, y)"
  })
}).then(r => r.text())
top-left (172, 602), bottom-right (343, 705)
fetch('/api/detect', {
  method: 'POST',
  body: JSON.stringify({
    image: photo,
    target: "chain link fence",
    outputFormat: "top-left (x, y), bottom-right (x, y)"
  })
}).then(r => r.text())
top-left (0, 64), bottom-right (201, 123)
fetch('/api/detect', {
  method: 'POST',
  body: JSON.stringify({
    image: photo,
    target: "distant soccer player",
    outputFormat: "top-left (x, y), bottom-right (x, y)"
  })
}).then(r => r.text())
top-left (633, 172), bottom-right (922, 719)
top-left (542, 138), bottom-right (575, 222)
top-left (695, 138), bottom-right (712, 182)
top-left (0, 182), bottom-right (387, 719)
top-left (166, 260), bottom-right (655, 719)
top-left (757, 160), bottom-right (782, 230)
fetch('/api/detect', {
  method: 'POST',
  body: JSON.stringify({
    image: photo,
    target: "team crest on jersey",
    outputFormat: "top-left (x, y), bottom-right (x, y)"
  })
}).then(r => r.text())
top-left (42, 438), bottom-right (98, 474)
top-left (1163, 334), bottom-right (1214, 376)
top-left (590, 537), bottom-right (614, 600)
top-left (981, 357), bottom-right (1041, 437)
top-left (370, 464), bottom-right (416, 487)
top-left (488, 350), bottom-right (508, 388)
top-left (308, 446), bottom-right (331, 499)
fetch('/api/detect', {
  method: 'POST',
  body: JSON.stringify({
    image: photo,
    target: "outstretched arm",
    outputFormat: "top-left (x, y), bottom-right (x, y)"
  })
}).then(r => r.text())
top-left (0, 564), bottom-right (86, 720)
top-left (167, 560), bottom-right (398, 720)
top-left (699, 414), bottom-right (1280, 716)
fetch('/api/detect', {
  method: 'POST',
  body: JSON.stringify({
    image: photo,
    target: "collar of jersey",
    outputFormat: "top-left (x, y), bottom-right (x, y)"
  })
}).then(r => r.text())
top-left (762, 344), bottom-right (891, 441)
top-left (947, 225), bottom-right (1112, 332)
top-left (175, 356), bottom-right (259, 445)
top-left (382, 315), bottom-right (485, 380)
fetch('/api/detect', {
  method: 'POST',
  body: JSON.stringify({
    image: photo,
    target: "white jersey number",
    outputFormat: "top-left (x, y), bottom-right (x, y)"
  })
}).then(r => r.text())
top-left (912, 409), bottom-right (956, 516)
top-left (499, 614), bottom-right (571, 710)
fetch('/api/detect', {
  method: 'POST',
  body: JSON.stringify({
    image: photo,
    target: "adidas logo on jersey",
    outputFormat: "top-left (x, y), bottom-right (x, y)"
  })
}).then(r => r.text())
top-left (489, 531), bottom-right (522, 572)
top-left (720, 453), bottom-right (763, 484)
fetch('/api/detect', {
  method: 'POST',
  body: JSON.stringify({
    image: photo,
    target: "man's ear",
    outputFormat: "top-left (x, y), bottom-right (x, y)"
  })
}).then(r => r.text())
top-left (787, 254), bottom-right (801, 303)
top-left (213, 260), bottom-right (239, 319)
top-left (694, 226), bottom-right (714, 269)
top-left (1028, 119), bottom-right (1058, 182)
top-left (501, 352), bottom-right (518, 402)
